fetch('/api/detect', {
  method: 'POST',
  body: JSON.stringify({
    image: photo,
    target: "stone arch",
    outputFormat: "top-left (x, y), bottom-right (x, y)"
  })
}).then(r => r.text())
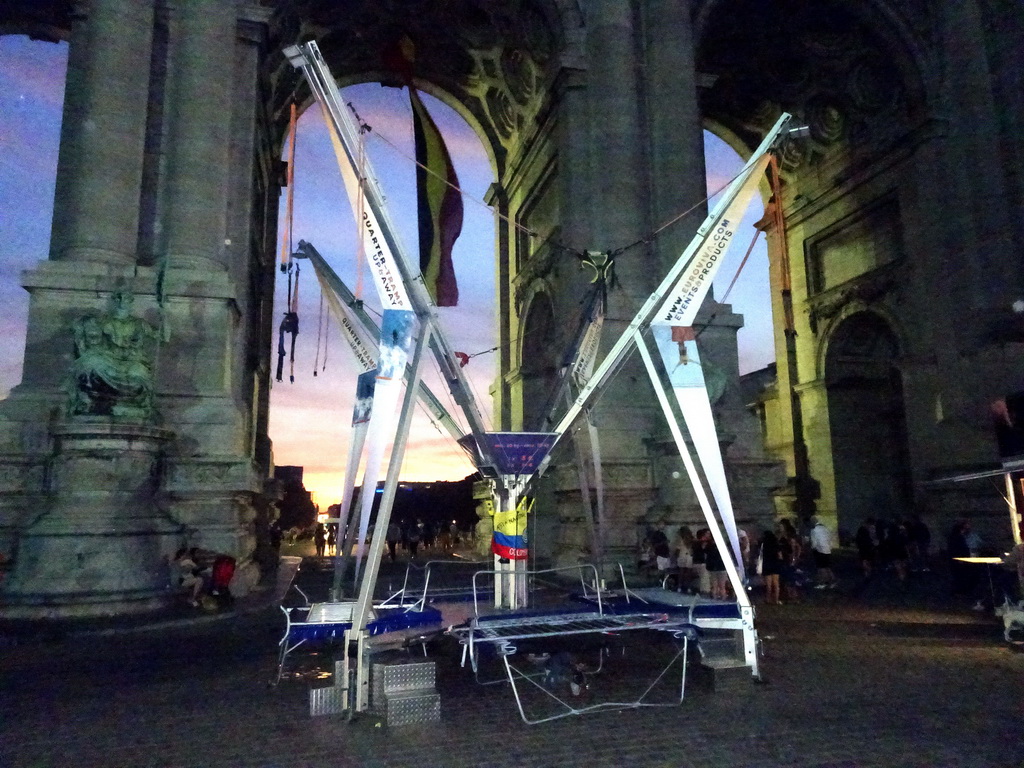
top-left (695, 0), bottom-right (933, 174)
top-left (692, 0), bottom-right (943, 533)
top-left (822, 310), bottom-right (911, 537)
top-left (816, 302), bottom-right (907, 383)
top-left (264, 0), bottom-right (572, 179)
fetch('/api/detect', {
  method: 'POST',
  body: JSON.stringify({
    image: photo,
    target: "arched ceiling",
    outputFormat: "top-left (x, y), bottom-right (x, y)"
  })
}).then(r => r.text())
top-left (266, 0), bottom-right (574, 176)
top-left (2, 0), bottom-right (937, 179)
top-left (695, 0), bottom-right (933, 172)
top-left (0, 0), bottom-right (71, 41)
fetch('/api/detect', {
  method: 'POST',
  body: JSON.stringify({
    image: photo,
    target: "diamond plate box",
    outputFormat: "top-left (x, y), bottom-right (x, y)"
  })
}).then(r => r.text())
top-left (378, 691), bottom-right (440, 727)
top-left (309, 685), bottom-right (345, 717)
top-left (371, 661), bottom-right (436, 703)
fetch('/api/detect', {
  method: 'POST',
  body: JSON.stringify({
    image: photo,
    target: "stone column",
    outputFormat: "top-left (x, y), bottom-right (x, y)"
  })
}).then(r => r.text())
top-left (554, 65), bottom-right (592, 255)
top-left (549, 1), bottom-right (656, 571)
top-left (585, 0), bottom-right (647, 303)
top-left (644, 0), bottom-right (777, 535)
top-left (152, 3), bottom-right (265, 594)
top-left (49, 0), bottom-right (155, 265)
top-left (0, 0), bottom-right (156, 561)
top-left (644, 0), bottom-right (706, 270)
top-left (485, 182), bottom-right (514, 430)
top-left (162, 0), bottom-right (236, 271)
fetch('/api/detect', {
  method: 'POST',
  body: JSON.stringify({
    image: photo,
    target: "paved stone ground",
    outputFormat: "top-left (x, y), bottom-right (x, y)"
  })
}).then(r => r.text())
top-left (2, 550), bottom-right (1023, 768)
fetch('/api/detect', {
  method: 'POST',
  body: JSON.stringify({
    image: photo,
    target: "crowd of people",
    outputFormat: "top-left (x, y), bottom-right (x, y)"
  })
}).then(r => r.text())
top-left (852, 515), bottom-right (932, 582)
top-left (309, 518), bottom-right (469, 562)
top-left (640, 518), bottom-right (802, 604)
top-left (639, 518), bottom-right (809, 604)
top-left (640, 513), bottom-right (915, 606)
top-left (641, 512), bottom-right (1024, 613)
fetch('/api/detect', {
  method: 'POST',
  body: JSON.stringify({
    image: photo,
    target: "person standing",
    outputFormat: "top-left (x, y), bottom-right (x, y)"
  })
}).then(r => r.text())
top-left (705, 533), bottom-right (729, 599)
top-left (314, 522), bottom-right (326, 559)
top-left (692, 529), bottom-right (711, 596)
top-left (650, 524), bottom-right (672, 573)
top-left (809, 516), bottom-right (836, 589)
top-left (855, 518), bottom-right (877, 579)
top-left (386, 521), bottom-right (401, 562)
top-left (737, 528), bottom-right (752, 573)
top-left (674, 526), bottom-right (696, 592)
top-left (909, 514), bottom-right (932, 572)
top-left (778, 518), bottom-right (804, 603)
top-left (407, 519), bottom-right (422, 558)
top-left (889, 520), bottom-right (910, 582)
top-left (759, 530), bottom-right (783, 605)
top-left (947, 520), bottom-right (974, 598)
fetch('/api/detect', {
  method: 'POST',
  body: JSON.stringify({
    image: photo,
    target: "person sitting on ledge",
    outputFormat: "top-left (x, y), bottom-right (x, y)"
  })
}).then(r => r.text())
top-left (173, 547), bottom-right (205, 607)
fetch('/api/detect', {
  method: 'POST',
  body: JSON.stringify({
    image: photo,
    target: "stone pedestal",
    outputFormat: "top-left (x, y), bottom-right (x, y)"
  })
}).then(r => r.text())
top-left (1, 420), bottom-right (183, 619)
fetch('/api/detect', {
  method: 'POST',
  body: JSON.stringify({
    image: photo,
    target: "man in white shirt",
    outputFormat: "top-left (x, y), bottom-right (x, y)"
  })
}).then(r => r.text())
top-left (809, 516), bottom-right (837, 589)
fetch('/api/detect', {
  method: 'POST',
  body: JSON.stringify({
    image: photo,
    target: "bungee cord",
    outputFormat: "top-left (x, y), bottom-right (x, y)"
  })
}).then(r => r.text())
top-left (360, 100), bottom-right (756, 272)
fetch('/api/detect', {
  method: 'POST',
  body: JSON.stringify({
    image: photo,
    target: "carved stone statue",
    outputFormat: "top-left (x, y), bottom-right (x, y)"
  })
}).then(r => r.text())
top-left (67, 291), bottom-right (158, 421)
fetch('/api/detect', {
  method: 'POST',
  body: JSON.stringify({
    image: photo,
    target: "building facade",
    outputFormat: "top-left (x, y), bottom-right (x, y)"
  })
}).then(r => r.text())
top-left (0, 0), bottom-right (1020, 615)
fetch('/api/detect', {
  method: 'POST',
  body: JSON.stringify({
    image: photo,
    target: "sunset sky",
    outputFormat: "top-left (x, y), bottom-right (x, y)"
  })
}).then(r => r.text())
top-left (0, 34), bottom-right (772, 507)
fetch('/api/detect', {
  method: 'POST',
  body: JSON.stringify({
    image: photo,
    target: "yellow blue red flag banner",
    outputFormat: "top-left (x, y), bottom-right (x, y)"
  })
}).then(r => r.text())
top-left (491, 496), bottom-right (534, 560)
top-left (410, 88), bottom-right (463, 307)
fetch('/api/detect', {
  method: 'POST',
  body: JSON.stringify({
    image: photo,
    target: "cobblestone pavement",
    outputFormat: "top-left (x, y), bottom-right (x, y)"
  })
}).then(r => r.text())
top-left (2, 553), bottom-right (1023, 768)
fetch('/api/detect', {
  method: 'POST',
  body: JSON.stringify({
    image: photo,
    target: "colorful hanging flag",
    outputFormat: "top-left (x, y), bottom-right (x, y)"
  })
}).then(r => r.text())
top-left (491, 496), bottom-right (534, 561)
top-left (410, 87), bottom-right (463, 306)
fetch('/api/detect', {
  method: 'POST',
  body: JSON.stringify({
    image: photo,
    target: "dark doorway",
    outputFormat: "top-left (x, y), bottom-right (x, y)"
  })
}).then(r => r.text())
top-left (825, 313), bottom-right (911, 538)
top-left (519, 293), bottom-right (557, 431)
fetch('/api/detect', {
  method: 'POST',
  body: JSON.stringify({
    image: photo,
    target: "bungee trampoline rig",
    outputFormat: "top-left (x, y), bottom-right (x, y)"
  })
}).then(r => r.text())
top-left (276, 39), bottom-right (806, 722)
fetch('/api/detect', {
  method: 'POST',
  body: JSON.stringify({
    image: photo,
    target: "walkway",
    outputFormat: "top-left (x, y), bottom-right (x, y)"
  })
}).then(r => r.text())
top-left (1, 552), bottom-right (1021, 767)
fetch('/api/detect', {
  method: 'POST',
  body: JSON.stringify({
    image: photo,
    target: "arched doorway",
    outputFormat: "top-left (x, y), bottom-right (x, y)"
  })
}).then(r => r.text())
top-left (518, 290), bottom-right (557, 431)
top-left (825, 312), bottom-right (911, 537)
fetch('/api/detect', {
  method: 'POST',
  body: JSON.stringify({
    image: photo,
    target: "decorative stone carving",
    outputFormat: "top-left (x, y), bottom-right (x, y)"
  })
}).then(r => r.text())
top-left (807, 265), bottom-right (902, 334)
top-left (501, 48), bottom-right (535, 105)
top-left (66, 291), bottom-right (159, 422)
top-left (698, 2), bottom-right (923, 175)
top-left (270, 0), bottom-right (558, 174)
top-left (485, 85), bottom-right (518, 138)
top-left (805, 97), bottom-right (846, 144)
top-left (512, 245), bottom-right (558, 310)
top-left (848, 55), bottom-right (897, 113)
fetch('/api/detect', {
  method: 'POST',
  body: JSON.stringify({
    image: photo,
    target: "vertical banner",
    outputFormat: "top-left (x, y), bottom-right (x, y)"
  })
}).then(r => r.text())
top-left (654, 155), bottom-right (771, 328)
top-left (571, 304), bottom-right (605, 388)
top-left (352, 309), bottom-right (417, 583)
top-left (315, 101), bottom-right (412, 310)
top-left (334, 369), bottom-right (378, 594)
top-left (651, 325), bottom-right (744, 573)
top-left (338, 369), bottom-right (377, 547)
top-left (314, 269), bottom-right (377, 373)
top-left (648, 158), bottom-right (770, 576)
